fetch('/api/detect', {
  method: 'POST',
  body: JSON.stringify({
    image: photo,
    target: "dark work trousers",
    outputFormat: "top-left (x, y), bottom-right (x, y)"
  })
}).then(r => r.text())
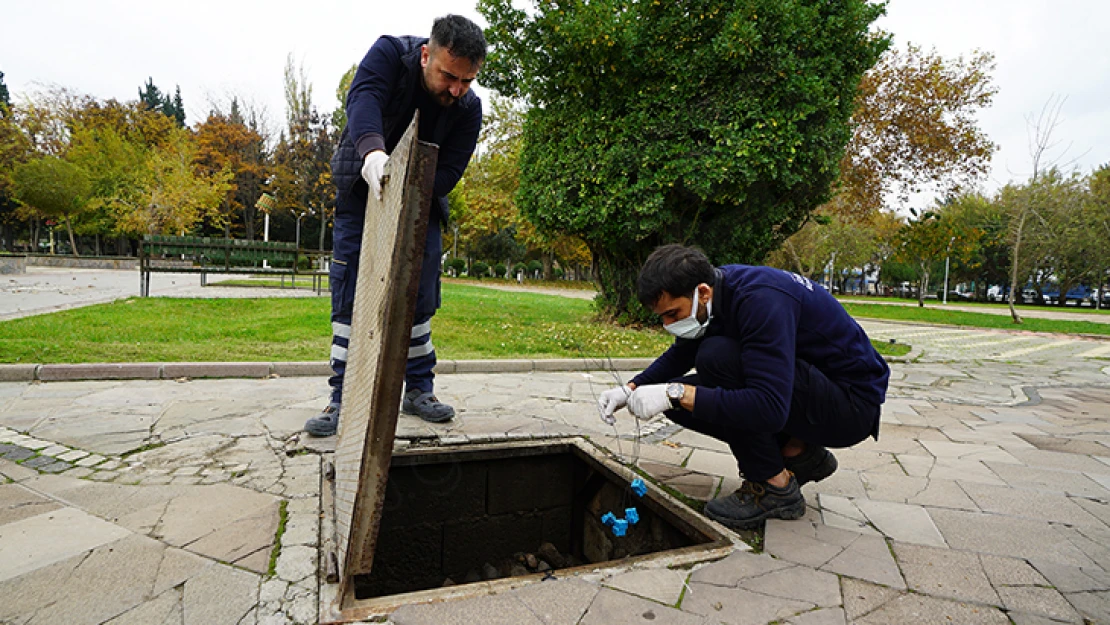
top-left (666, 336), bottom-right (881, 483)
top-left (327, 189), bottom-right (443, 404)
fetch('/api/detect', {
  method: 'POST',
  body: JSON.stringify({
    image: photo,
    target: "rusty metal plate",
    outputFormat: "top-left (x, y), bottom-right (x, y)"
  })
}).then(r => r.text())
top-left (332, 113), bottom-right (438, 589)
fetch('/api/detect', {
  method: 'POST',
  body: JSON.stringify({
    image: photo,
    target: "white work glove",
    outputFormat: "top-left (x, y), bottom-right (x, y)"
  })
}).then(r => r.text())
top-left (628, 384), bottom-right (671, 419)
top-left (597, 385), bottom-right (633, 425)
top-left (361, 150), bottom-right (389, 200)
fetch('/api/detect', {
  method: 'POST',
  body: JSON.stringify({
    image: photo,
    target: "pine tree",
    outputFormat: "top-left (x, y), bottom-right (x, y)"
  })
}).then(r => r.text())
top-left (0, 70), bottom-right (10, 109)
top-left (138, 77), bottom-right (163, 112)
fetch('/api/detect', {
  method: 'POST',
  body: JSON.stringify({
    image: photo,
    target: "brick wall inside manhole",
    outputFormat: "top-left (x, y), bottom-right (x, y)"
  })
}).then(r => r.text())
top-left (353, 441), bottom-right (720, 599)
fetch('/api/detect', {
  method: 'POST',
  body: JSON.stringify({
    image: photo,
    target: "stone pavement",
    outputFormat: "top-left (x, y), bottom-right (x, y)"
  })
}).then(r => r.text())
top-left (1, 345), bottom-right (1108, 624)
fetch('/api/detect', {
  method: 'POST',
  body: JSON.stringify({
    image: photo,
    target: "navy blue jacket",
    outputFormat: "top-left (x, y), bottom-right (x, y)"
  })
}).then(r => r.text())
top-left (631, 265), bottom-right (890, 434)
top-left (331, 35), bottom-right (482, 223)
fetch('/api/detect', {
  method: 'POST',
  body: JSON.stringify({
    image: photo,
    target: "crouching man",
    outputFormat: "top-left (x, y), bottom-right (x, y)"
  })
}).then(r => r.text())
top-left (598, 244), bottom-right (889, 530)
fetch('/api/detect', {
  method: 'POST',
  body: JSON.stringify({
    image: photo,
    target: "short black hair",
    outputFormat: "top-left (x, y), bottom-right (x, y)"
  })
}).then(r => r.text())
top-left (431, 15), bottom-right (487, 66)
top-left (637, 244), bottom-right (716, 308)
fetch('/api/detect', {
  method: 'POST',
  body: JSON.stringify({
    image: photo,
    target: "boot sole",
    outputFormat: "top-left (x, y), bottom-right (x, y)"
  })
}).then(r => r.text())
top-left (402, 403), bottom-right (455, 423)
top-left (304, 423), bottom-right (337, 437)
top-left (705, 498), bottom-right (807, 531)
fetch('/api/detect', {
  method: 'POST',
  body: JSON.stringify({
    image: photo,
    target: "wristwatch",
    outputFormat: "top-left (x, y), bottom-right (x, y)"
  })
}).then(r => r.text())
top-left (666, 383), bottom-right (685, 409)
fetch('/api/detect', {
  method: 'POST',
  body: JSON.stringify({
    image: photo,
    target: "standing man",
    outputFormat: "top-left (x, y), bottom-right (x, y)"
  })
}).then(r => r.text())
top-left (598, 245), bottom-right (890, 530)
top-left (305, 15), bottom-right (486, 437)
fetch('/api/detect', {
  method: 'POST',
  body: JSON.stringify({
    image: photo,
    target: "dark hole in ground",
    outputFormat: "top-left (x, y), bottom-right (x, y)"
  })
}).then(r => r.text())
top-left (353, 444), bottom-right (712, 599)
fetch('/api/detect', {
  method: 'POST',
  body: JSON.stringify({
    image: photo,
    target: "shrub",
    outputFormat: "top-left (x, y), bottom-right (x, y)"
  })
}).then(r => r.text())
top-left (471, 261), bottom-right (490, 279)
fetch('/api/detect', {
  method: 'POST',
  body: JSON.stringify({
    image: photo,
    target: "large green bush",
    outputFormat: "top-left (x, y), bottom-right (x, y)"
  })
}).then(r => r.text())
top-left (479, 0), bottom-right (888, 321)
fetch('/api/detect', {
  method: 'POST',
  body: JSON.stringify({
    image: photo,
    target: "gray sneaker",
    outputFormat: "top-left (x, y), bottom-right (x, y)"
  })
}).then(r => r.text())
top-left (304, 402), bottom-right (341, 437)
top-left (402, 389), bottom-right (455, 423)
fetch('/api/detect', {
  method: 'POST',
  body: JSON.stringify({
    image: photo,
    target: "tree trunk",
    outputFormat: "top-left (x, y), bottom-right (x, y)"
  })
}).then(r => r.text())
top-left (917, 264), bottom-right (928, 307)
top-left (31, 220), bottom-right (40, 253)
top-left (595, 248), bottom-right (649, 323)
top-left (542, 252), bottom-right (554, 281)
top-left (1007, 212), bottom-right (1026, 323)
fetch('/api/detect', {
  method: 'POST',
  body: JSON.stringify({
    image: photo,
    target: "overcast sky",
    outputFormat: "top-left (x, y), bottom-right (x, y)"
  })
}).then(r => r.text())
top-left (3, 0), bottom-right (1107, 195)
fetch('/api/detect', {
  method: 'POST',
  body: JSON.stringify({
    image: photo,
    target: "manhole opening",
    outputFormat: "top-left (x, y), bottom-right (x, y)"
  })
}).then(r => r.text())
top-left (351, 440), bottom-right (726, 600)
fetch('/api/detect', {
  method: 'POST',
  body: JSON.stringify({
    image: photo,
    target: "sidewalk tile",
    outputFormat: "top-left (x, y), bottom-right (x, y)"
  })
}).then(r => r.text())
top-left (684, 449), bottom-right (738, 478)
top-left (604, 569), bottom-right (688, 606)
top-left (392, 592), bottom-right (545, 625)
top-left (785, 607), bottom-right (846, 625)
top-left (0, 505), bottom-right (132, 582)
top-left (979, 554), bottom-right (1051, 587)
top-left (840, 577), bottom-right (904, 620)
top-left (997, 586), bottom-right (1082, 622)
top-left (854, 499), bottom-right (947, 547)
top-left (509, 578), bottom-right (600, 624)
top-left (689, 550), bottom-right (792, 587)
top-left (182, 561), bottom-right (259, 625)
top-left (0, 483), bottom-right (62, 525)
top-left (682, 582), bottom-right (813, 625)
top-left (103, 587), bottom-right (183, 625)
top-left (854, 593), bottom-right (1010, 624)
top-left (929, 508), bottom-right (1098, 568)
top-left (739, 565), bottom-right (841, 607)
top-left (893, 542), bottom-right (998, 605)
top-left (960, 481), bottom-right (1104, 527)
top-left (820, 532), bottom-right (905, 589)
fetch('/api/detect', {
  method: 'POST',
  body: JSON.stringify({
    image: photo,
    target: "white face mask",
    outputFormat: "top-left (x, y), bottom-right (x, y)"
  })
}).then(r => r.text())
top-left (665, 287), bottom-right (712, 339)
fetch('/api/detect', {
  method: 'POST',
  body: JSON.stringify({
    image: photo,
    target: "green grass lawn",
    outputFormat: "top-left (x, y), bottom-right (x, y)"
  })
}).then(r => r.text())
top-left (842, 302), bottom-right (1110, 336)
top-left (839, 296), bottom-right (1110, 316)
top-left (0, 282), bottom-right (908, 364)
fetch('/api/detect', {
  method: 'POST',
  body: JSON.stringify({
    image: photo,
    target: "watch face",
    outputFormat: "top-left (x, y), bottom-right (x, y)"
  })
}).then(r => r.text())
top-left (667, 383), bottom-right (684, 399)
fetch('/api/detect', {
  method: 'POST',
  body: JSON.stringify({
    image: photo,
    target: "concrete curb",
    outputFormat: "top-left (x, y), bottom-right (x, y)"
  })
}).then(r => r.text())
top-left (0, 358), bottom-right (657, 383)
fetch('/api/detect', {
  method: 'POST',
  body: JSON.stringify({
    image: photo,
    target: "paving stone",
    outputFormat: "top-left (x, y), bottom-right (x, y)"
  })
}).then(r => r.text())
top-left (0, 483), bottom-right (62, 525)
top-left (41, 444), bottom-right (70, 456)
top-left (1, 446), bottom-right (35, 462)
top-left (391, 591), bottom-right (546, 625)
top-left (20, 438), bottom-right (52, 450)
top-left (857, 472), bottom-right (929, 503)
top-left (764, 519), bottom-right (858, 569)
top-left (738, 565), bottom-right (841, 607)
top-left (104, 587), bottom-right (184, 625)
top-left (684, 449), bottom-right (738, 478)
top-left (959, 480), bottom-right (1105, 527)
top-left (75, 453), bottom-right (105, 467)
top-left (682, 582), bottom-right (814, 625)
top-left (979, 554), bottom-right (1050, 587)
top-left (820, 531), bottom-right (905, 589)
top-left (1031, 561), bottom-right (1110, 593)
top-left (854, 592), bottom-right (1010, 624)
top-left (892, 542), bottom-right (998, 605)
top-left (785, 607), bottom-right (847, 625)
top-left (1010, 448), bottom-right (1110, 474)
top-left (985, 461), bottom-right (1108, 498)
top-left (25, 533), bottom-right (170, 625)
top-left (690, 549), bottom-right (793, 586)
top-left (1065, 590), bottom-right (1110, 623)
top-left (41, 460), bottom-right (72, 473)
top-left (929, 508), bottom-right (1099, 568)
top-left (817, 494), bottom-right (879, 536)
top-left (807, 469), bottom-right (868, 499)
top-left (509, 578), bottom-right (601, 625)
top-left (997, 586), bottom-right (1083, 622)
top-left (840, 577), bottom-right (904, 620)
top-left (0, 505), bottom-right (132, 582)
top-left (275, 545), bottom-right (316, 583)
top-left (905, 477), bottom-right (980, 511)
top-left (152, 547), bottom-right (210, 597)
top-left (62, 466), bottom-right (94, 478)
top-left (662, 472), bottom-right (718, 500)
top-left (604, 568), bottom-right (689, 606)
top-left (156, 484), bottom-right (280, 547)
top-left (853, 499), bottom-right (946, 547)
top-left (21, 454), bottom-right (54, 469)
top-left (182, 562), bottom-right (259, 625)
top-left (184, 502), bottom-right (279, 573)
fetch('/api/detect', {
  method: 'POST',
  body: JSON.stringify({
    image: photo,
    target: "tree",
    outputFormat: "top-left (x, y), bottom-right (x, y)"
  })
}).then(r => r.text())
top-left (12, 156), bottom-right (92, 255)
top-left (826, 44), bottom-right (997, 220)
top-left (0, 70), bottom-right (9, 108)
top-left (479, 0), bottom-right (888, 321)
top-left (332, 65), bottom-right (356, 132)
top-left (138, 78), bottom-right (185, 127)
top-left (893, 208), bottom-right (979, 307)
top-left (270, 56), bottom-right (334, 249)
top-left (194, 108), bottom-right (267, 237)
top-left (942, 192), bottom-right (1009, 300)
